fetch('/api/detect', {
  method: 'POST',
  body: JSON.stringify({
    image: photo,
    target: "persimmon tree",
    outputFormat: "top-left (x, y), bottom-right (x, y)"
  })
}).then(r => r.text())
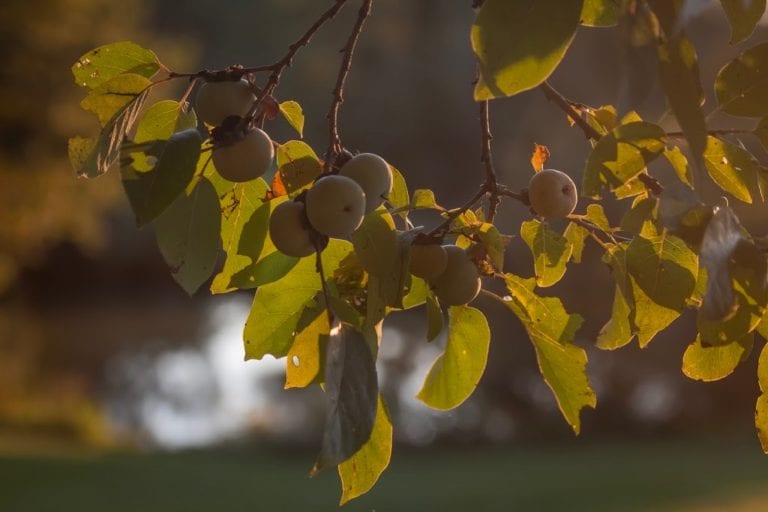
top-left (68, 0), bottom-right (768, 504)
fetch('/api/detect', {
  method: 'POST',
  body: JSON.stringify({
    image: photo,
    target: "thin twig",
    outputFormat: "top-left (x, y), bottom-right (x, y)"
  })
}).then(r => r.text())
top-left (425, 186), bottom-right (488, 238)
top-left (323, 0), bottom-right (374, 173)
top-left (242, 0), bottom-right (350, 126)
top-left (665, 129), bottom-right (751, 139)
top-left (480, 100), bottom-right (501, 221)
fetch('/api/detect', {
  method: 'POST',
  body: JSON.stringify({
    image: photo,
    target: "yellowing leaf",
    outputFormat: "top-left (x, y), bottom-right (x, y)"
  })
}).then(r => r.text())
top-left (503, 274), bottom-right (595, 433)
top-left (682, 334), bottom-right (753, 382)
top-left (520, 219), bottom-right (573, 288)
top-left (564, 222), bottom-right (589, 263)
top-left (471, 0), bottom-right (583, 100)
top-left (338, 396), bottom-right (393, 505)
top-left (80, 73), bottom-right (153, 126)
top-left (530, 143), bottom-right (550, 172)
top-left (285, 307), bottom-right (330, 389)
top-left (664, 146), bottom-right (692, 188)
top-left (581, 0), bottom-right (624, 27)
top-left (417, 305), bottom-right (490, 410)
top-left (756, 343), bottom-right (768, 452)
top-left (276, 141), bottom-right (321, 196)
top-left (279, 100), bottom-right (305, 137)
top-left (597, 244), bottom-right (634, 350)
top-left (387, 165), bottom-right (410, 218)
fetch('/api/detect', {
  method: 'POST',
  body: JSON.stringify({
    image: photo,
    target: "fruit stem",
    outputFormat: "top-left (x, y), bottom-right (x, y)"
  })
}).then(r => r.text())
top-left (323, 0), bottom-right (374, 174)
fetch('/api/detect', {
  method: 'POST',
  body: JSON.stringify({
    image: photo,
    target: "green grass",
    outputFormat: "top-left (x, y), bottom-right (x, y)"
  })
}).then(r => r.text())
top-left (1, 440), bottom-right (768, 511)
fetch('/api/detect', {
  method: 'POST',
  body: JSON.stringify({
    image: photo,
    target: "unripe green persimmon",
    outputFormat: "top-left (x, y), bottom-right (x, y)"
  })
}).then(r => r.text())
top-left (430, 245), bottom-right (481, 306)
top-left (212, 128), bottom-right (274, 183)
top-left (527, 169), bottom-right (578, 219)
top-left (269, 200), bottom-right (315, 258)
top-left (409, 243), bottom-right (448, 280)
top-left (195, 79), bottom-right (255, 127)
top-left (305, 175), bottom-right (366, 238)
top-left (339, 153), bottom-right (393, 213)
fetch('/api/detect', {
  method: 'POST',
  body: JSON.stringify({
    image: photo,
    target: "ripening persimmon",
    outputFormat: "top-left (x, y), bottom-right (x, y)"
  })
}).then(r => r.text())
top-left (527, 169), bottom-right (578, 219)
top-left (269, 200), bottom-right (316, 258)
top-left (409, 243), bottom-right (448, 280)
top-left (212, 128), bottom-right (274, 183)
top-left (195, 79), bottom-right (255, 127)
top-left (339, 153), bottom-right (393, 213)
top-left (305, 175), bottom-right (366, 238)
top-left (430, 245), bottom-right (481, 306)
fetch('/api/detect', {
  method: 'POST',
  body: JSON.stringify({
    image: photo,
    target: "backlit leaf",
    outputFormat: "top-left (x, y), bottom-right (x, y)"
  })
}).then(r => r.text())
top-left (530, 144), bottom-right (550, 172)
top-left (243, 239), bottom-right (351, 360)
top-left (583, 122), bottom-right (666, 198)
top-left (285, 306), bottom-right (330, 389)
top-left (134, 100), bottom-right (197, 143)
top-left (597, 244), bottom-right (634, 350)
top-left (279, 100), bottom-right (305, 138)
top-left (564, 222), bottom-right (589, 263)
top-left (702, 136), bottom-right (761, 204)
top-left (338, 396), bottom-right (392, 505)
top-left (276, 141), bottom-right (322, 195)
top-left (417, 305), bottom-right (490, 410)
top-left (682, 334), bottom-right (753, 382)
top-left (72, 41), bottom-right (160, 89)
top-left (503, 274), bottom-right (595, 433)
top-left (664, 146), bottom-right (692, 187)
top-left (80, 73), bottom-right (153, 126)
top-left (426, 293), bottom-right (444, 342)
top-left (471, 0), bottom-right (583, 100)
top-left (756, 343), bottom-right (768, 452)
top-left (386, 165), bottom-right (410, 218)
top-left (715, 42), bottom-right (768, 117)
top-left (520, 219), bottom-right (573, 288)
top-left (581, 0), bottom-right (623, 27)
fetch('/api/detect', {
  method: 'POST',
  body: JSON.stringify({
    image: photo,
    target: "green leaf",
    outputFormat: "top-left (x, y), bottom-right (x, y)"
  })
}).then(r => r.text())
top-left (417, 305), bottom-right (490, 410)
top-left (80, 73), bottom-right (153, 126)
top-left (564, 222), bottom-right (589, 263)
top-left (757, 343), bottom-right (768, 452)
top-left (621, 196), bottom-right (659, 237)
top-left (228, 195), bottom-right (301, 291)
top-left (520, 219), bottom-right (573, 287)
top-left (581, 0), bottom-right (623, 27)
top-left (626, 233), bottom-right (698, 346)
top-left (401, 276), bottom-right (428, 310)
top-left (314, 325), bottom-right (378, 473)
top-left (72, 41), bottom-right (160, 89)
top-left (243, 239), bottom-right (351, 360)
top-left (502, 274), bottom-right (594, 433)
top-left (655, 35), bottom-right (707, 162)
top-left (134, 100), bottom-right (197, 143)
top-left (69, 86), bottom-right (151, 178)
top-left (682, 334), bottom-right (753, 382)
top-left (121, 128), bottom-right (202, 226)
top-left (386, 165), bottom-right (410, 218)
top-left (352, 208), bottom-right (408, 307)
top-left (154, 178), bottom-right (221, 295)
top-left (210, 179), bottom-right (290, 294)
top-left (715, 42), bottom-right (768, 117)
top-left (426, 293), bottom-right (444, 342)
top-left (597, 244), bottom-right (634, 350)
top-left (276, 141), bottom-right (322, 195)
top-left (720, 0), bottom-right (766, 44)
top-left (664, 146), bottom-right (692, 187)
top-left (285, 306), bottom-right (330, 389)
top-left (279, 100), bottom-right (305, 137)
top-left (338, 396), bottom-right (393, 505)
top-left (583, 122), bottom-right (666, 198)
top-left (703, 135), bottom-right (762, 204)
top-left (471, 0), bottom-right (583, 100)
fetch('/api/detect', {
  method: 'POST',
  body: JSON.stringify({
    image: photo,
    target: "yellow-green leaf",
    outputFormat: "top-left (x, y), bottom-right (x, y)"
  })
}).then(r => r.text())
top-left (702, 135), bottom-right (761, 204)
top-left (279, 100), bottom-right (305, 137)
top-left (276, 141), bottom-right (321, 196)
top-left (338, 396), bottom-right (393, 505)
top-left (417, 305), bottom-right (490, 410)
top-left (597, 244), bottom-right (634, 350)
top-left (285, 306), bottom-right (330, 389)
top-left (581, 0), bottom-right (624, 27)
top-left (664, 146), bottom-right (692, 187)
top-left (387, 165), bottom-right (410, 218)
top-left (471, 0), bottom-right (583, 100)
top-left (243, 240), bottom-right (351, 360)
top-left (583, 122), bottom-right (666, 198)
top-left (564, 222), bottom-right (589, 263)
top-left (503, 274), bottom-right (595, 433)
top-left (756, 343), bottom-right (768, 452)
top-left (682, 334), bottom-right (753, 382)
top-left (520, 219), bottom-right (573, 288)
top-left (72, 41), bottom-right (160, 89)
top-left (80, 73), bottom-right (153, 126)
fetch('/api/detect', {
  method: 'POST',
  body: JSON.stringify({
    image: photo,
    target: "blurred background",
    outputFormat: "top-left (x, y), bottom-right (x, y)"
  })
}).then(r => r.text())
top-left (2, 0), bottom-right (768, 510)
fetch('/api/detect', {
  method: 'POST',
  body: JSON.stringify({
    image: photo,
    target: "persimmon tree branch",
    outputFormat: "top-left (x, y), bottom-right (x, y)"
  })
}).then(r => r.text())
top-left (323, 0), bottom-right (374, 173)
top-left (539, 81), bottom-right (663, 194)
top-left (480, 100), bottom-right (501, 222)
